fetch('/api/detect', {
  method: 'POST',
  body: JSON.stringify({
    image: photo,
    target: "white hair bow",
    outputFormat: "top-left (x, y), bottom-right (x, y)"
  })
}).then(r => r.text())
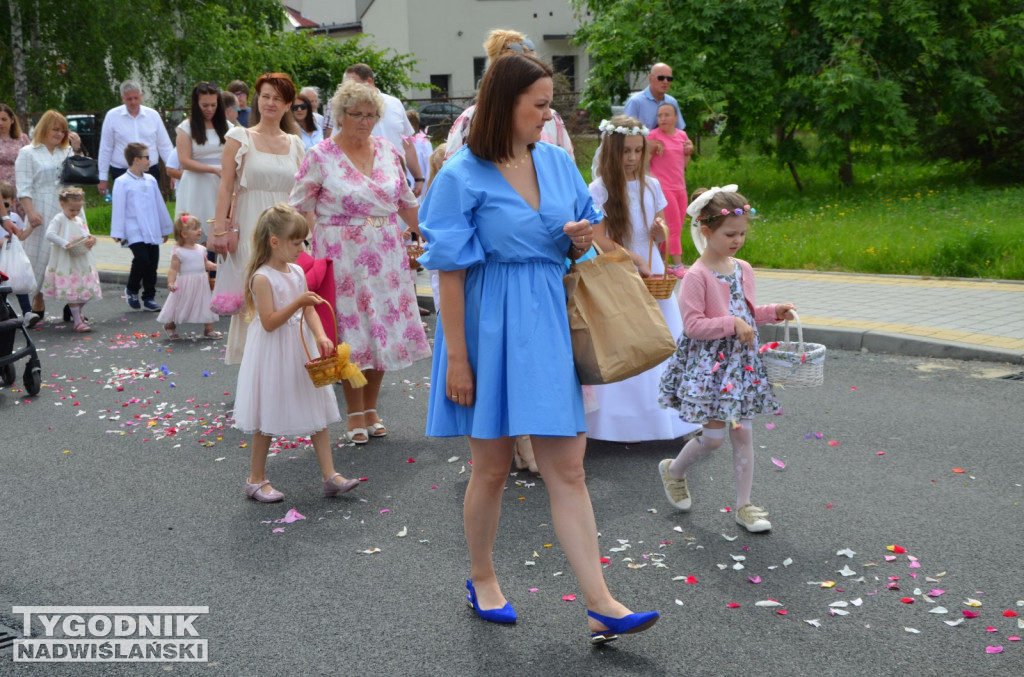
top-left (686, 184), bottom-right (738, 219)
top-left (688, 184), bottom-right (738, 255)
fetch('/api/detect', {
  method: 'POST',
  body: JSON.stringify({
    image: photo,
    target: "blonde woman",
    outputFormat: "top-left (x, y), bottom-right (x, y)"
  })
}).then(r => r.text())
top-left (445, 29), bottom-right (574, 160)
top-left (290, 79), bottom-right (430, 445)
top-left (14, 110), bottom-right (81, 323)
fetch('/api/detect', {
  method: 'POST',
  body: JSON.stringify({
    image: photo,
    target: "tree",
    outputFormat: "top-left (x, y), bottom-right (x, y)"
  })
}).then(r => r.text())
top-left (0, 0), bottom-right (418, 120)
top-left (572, 0), bottom-right (1024, 187)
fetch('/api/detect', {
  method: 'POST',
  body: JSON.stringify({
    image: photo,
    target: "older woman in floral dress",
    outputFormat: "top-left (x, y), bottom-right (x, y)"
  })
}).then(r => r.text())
top-left (290, 79), bottom-right (431, 444)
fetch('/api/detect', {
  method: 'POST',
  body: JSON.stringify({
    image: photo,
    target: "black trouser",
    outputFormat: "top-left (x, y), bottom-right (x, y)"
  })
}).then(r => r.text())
top-left (109, 165), bottom-right (161, 184)
top-left (127, 242), bottom-right (160, 301)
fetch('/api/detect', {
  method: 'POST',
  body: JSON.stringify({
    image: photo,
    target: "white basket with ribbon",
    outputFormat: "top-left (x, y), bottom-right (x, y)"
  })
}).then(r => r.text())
top-left (762, 311), bottom-right (825, 388)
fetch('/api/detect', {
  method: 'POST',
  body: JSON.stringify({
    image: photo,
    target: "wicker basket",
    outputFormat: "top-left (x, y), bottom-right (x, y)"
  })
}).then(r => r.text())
top-left (299, 303), bottom-right (364, 388)
top-left (406, 239), bottom-right (425, 271)
top-left (65, 237), bottom-right (91, 257)
top-left (762, 311), bottom-right (826, 388)
top-left (643, 220), bottom-right (677, 300)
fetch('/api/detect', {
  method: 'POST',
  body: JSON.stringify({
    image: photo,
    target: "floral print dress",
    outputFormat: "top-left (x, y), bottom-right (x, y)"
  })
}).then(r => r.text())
top-left (290, 137), bottom-right (431, 371)
top-left (659, 263), bottom-right (778, 425)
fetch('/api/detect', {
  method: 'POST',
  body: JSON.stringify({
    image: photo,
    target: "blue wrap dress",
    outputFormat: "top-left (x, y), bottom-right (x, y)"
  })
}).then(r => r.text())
top-left (418, 143), bottom-right (600, 439)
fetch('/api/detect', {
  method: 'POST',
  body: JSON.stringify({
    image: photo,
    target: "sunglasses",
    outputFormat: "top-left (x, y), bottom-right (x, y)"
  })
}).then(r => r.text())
top-left (291, 104), bottom-right (309, 111)
top-left (505, 39), bottom-right (536, 54)
top-left (197, 81), bottom-right (219, 92)
top-left (656, 75), bottom-right (674, 82)
top-left (139, 155), bottom-right (150, 159)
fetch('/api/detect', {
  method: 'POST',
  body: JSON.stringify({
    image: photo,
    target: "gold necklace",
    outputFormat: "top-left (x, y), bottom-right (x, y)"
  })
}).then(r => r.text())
top-left (503, 152), bottom-right (530, 170)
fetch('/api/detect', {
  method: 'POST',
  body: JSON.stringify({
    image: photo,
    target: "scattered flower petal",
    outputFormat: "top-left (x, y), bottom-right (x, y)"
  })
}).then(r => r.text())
top-left (771, 457), bottom-right (786, 469)
top-left (929, 607), bottom-right (949, 614)
top-left (985, 646), bottom-right (1003, 654)
top-left (561, 594), bottom-right (576, 602)
top-left (806, 619), bottom-right (821, 628)
top-left (963, 611), bottom-right (981, 618)
top-left (838, 565), bottom-right (857, 577)
top-left (904, 627), bottom-right (920, 634)
top-left (965, 598), bottom-right (983, 607)
top-left (726, 603), bottom-right (741, 608)
top-left (836, 548), bottom-right (856, 558)
top-left (887, 545), bottom-right (907, 554)
top-left (945, 618), bottom-right (965, 627)
top-left (755, 600), bottom-right (782, 607)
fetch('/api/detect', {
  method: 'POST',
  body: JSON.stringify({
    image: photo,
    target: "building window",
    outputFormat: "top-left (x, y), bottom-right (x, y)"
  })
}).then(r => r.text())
top-left (430, 74), bottom-right (450, 100)
top-left (552, 55), bottom-right (576, 91)
top-left (473, 57), bottom-right (486, 89)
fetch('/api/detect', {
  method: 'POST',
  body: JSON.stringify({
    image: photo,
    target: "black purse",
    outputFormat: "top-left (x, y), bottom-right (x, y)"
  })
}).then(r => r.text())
top-left (60, 153), bottom-right (100, 185)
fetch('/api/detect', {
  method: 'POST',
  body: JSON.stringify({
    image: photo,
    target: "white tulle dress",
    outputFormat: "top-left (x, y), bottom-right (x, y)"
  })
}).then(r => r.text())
top-left (232, 263), bottom-right (341, 437)
top-left (157, 245), bottom-right (218, 326)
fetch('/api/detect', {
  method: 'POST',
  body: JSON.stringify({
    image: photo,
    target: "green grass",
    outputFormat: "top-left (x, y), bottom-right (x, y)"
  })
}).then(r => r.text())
top-left (84, 196), bottom-right (174, 236)
top-left (575, 136), bottom-right (1024, 280)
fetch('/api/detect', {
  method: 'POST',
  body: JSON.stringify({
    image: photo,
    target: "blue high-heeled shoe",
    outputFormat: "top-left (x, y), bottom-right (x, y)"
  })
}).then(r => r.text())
top-left (466, 580), bottom-right (517, 624)
top-left (587, 609), bottom-right (660, 645)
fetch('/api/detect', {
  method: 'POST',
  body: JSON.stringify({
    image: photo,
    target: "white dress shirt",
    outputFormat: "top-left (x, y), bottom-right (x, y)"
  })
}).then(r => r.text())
top-left (109, 170), bottom-right (174, 244)
top-left (372, 92), bottom-right (414, 155)
top-left (98, 105), bottom-right (175, 180)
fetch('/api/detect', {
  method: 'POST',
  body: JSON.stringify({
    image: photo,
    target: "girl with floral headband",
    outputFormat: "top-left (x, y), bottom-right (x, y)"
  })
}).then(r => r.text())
top-left (587, 114), bottom-right (701, 443)
top-left (657, 184), bottom-right (795, 533)
top-left (41, 187), bottom-right (100, 332)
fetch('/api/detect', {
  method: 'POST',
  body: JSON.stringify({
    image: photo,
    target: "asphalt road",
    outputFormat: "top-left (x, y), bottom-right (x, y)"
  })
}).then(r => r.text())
top-left (1, 282), bottom-right (1022, 676)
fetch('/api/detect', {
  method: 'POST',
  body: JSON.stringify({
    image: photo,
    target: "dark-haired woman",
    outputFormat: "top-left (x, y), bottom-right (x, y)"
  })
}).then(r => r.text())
top-left (418, 52), bottom-right (659, 643)
top-left (291, 93), bottom-right (323, 150)
top-left (176, 82), bottom-right (229, 238)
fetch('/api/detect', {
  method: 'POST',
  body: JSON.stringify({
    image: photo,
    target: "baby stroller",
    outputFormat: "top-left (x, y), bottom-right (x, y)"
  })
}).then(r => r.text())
top-left (0, 271), bottom-right (41, 396)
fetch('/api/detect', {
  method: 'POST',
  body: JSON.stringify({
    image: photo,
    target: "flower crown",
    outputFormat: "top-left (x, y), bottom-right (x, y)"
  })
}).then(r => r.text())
top-left (685, 184), bottom-right (756, 226)
top-left (598, 119), bottom-right (649, 137)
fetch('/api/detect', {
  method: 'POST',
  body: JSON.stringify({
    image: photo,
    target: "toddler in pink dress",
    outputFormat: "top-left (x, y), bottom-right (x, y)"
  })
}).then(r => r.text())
top-left (157, 213), bottom-right (220, 340)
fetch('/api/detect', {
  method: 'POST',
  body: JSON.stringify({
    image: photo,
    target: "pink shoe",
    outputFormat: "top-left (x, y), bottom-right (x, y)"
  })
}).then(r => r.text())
top-left (245, 479), bottom-right (284, 503)
top-left (670, 265), bottom-right (686, 279)
top-left (323, 473), bottom-right (360, 497)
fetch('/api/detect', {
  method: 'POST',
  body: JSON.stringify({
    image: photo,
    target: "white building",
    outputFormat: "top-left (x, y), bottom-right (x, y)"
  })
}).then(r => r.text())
top-left (286, 1), bottom-right (591, 102)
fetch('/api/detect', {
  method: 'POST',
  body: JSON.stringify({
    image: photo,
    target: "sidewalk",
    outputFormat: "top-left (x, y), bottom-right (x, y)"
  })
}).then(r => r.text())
top-left (91, 239), bottom-right (1024, 365)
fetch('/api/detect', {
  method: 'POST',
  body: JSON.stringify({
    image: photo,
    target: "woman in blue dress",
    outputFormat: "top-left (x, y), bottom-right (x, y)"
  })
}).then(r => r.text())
top-left (418, 52), bottom-right (659, 644)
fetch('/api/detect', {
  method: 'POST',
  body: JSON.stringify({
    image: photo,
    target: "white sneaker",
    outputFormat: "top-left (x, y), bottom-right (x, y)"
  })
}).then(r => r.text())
top-left (736, 504), bottom-right (772, 532)
top-left (22, 311), bottom-right (40, 327)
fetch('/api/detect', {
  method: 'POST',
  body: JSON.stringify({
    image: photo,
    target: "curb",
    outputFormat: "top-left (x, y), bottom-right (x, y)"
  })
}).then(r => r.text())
top-left (758, 324), bottom-right (1024, 366)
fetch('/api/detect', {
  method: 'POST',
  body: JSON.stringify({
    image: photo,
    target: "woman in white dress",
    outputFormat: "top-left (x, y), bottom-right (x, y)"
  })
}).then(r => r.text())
top-left (14, 110), bottom-right (81, 320)
top-left (211, 73), bottom-right (304, 365)
top-left (586, 115), bottom-right (700, 442)
top-left (175, 82), bottom-right (229, 238)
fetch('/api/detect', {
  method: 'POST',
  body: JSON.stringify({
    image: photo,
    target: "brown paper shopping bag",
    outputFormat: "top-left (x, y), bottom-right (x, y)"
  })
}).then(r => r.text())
top-left (564, 247), bottom-right (677, 385)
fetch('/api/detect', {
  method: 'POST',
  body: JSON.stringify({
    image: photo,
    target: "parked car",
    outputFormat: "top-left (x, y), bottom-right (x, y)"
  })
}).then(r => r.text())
top-left (415, 102), bottom-right (464, 135)
top-left (67, 114), bottom-right (100, 158)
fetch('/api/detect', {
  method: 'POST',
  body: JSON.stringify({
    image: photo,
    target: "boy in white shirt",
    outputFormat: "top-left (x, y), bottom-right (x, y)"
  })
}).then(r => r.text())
top-left (110, 143), bottom-right (173, 311)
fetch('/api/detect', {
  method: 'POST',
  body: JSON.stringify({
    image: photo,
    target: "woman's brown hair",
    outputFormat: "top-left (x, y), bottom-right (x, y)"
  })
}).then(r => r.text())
top-left (293, 93), bottom-right (317, 134)
top-left (250, 73), bottom-right (300, 135)
top-left (467, 53), bottom-right (553, 163)
top-left (0, 103), bottom-right (23, 139)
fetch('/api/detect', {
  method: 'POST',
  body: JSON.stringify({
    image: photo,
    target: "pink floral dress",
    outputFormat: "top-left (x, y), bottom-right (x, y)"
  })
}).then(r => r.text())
top-left (290, 137), bottom-right (431, 371)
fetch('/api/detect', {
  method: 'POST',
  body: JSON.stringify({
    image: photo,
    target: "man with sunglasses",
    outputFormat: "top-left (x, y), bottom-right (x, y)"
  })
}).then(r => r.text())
top-left (96, 80), bottom-right (174, 197)
top-left (624, 63), bottom-right (686, 133)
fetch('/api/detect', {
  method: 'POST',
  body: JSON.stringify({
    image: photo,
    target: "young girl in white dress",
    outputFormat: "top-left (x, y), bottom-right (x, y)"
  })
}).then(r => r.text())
top-left (42, 187), bottom-right (101, 332)
top-left (157, 213), bottom-right (221, 340)
top-left (657, 185), bottom-right (795, 533)
top-left (233, 203), bottom-right (360, 503)
top-left (586, 116), bottom-right (700, 443)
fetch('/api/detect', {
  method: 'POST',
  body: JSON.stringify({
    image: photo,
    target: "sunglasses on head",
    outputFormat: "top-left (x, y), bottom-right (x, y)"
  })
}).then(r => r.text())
top-left (505, 39), bottom-right (536, 54)
top-left (291, 104), bottom-right (308, 111)
top-left (197, 81), bottom-right (219, 92)
top-left (656, 75), bottom-right (674, 82)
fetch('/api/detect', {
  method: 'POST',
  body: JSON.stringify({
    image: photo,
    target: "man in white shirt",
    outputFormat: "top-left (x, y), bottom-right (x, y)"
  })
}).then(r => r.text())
top-left (342, 64), bottom-right (424, 197)
top-left (96, 80), bottom-right (175, 197)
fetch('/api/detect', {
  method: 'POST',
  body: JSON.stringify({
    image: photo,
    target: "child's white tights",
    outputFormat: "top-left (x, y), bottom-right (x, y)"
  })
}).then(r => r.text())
top-left (668, 420), bottom-right (756, 507)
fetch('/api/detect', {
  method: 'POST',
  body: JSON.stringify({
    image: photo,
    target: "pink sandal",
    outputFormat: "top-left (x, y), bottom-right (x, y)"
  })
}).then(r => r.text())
top-left (74, 322), bottom-right (92, 333)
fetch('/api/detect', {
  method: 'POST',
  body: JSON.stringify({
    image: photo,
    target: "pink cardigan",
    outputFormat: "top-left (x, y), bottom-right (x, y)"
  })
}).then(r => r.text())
top-left (678, 258), bottom-right (779, 340)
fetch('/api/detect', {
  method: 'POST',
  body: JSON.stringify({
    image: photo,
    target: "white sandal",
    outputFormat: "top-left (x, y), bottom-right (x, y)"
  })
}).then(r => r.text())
top-left (345, 411), bottom-right (368, 445)
top-left (364, 408), bottom-right (387, 438)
